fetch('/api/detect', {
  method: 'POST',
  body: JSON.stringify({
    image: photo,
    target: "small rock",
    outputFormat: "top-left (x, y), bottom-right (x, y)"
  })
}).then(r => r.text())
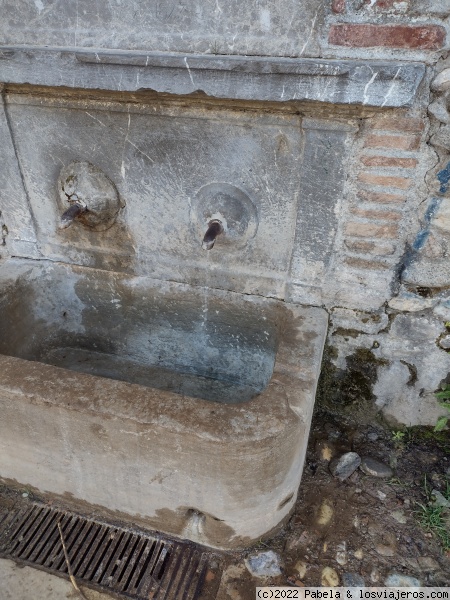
top-left (324, 423), bottom-right (342, 440)
top-left (353, 549), bottom-right (364, 560)
top-left (316, 440), bottom-right (333, 462)
top-left (417, 556), bottom-right (440, 571)
top-left (376, 544), bottom-right (395, 557)
top-left (330, 452), bottom-right (361, 481)
top-left (321, 567), bottom-right (340, 587)
top-left (317, 500), bottom-right (334, 526)
top-left (432, 68), bottom-right (450, 93)
top-left (21, 492), bottom-right (29, 498)
top-left (431, 489), bottom-right (450, 508)
top-left (391, 510), bottom-right (407, 524)
top-left (367, 431), bottom-right (379, 442)
top-left (294, 560), bottom-right (307, 579)
top-left (429, 99), bottom-right (450, 125)
top-left (377, 490), bottom-right (387, 501)
top-left (370, 568), bottom-right (381, 583)
top-left (336, 542), bottom-right (347, 565)
top-left (244, 551), bottom-right (282, 578)
top-left (342, 572), bottom-right (365, 587)
top-left (439, 335), bottom-right (450, 350)
top-left (385, 574), bottom-right (421, 587)
top-left (360, 457), bottom-right (393, 478)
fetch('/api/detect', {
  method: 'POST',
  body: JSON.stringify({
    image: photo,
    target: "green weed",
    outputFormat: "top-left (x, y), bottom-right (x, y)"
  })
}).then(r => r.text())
top-left (415, 476), bottom-right (450, 551)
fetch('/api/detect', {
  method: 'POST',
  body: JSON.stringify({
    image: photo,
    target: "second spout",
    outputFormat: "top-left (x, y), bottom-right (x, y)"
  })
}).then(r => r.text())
top-left (202, 220), bottom-right (224, 250)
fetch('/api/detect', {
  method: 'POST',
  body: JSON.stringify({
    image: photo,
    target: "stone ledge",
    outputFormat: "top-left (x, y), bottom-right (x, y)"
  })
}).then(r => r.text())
top-left (0, 46), bottom-right (425, 108)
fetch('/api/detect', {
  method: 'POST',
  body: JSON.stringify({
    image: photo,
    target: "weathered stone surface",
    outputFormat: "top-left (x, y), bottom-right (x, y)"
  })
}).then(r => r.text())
top-left (360, 457), bottom-right (393, 478)
top-left (411, 0), bottom-right (450, 15)
top-left (432, 68), bottom-right (450, 93)
top-left (245, 551), bottom-right (282, 578)
top-left (385, 574), bottom-right (421, 587)
top-left (0, 558), bottom-right (114, 600)
top-left (0, 96), bottom-right (38, 258)
top-left (330, 452), bottom-right (361, 481)
top-left (0, 48), bottom-right (426, 108)
top-left (0, 0), bottom-right (324, 59)
top-left (430, 125), bottom-right (450, 151)
top-left (417, 556), bottom-right (440, 571)
top-left (329, 24), bottom-right (446, 50)
top-left (388, 294), bottom-right (436, 312)
top-left (330, 307), bottom-right (389, 334)
top-left (288, 120), bottom-right (355, 306)
top-left (6, 92), bottom-right (303, 298)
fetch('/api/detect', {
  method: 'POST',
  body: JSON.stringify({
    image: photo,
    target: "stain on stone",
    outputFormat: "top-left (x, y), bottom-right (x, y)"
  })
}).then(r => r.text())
top-left (400, 360), bottom-right (418, 387)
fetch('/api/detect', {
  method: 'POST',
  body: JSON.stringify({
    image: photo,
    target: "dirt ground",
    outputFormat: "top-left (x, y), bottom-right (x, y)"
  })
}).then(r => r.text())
top-left (216, 406), bottom-right (450, 598)
top-left (1, 405), bottom-right (449, 599)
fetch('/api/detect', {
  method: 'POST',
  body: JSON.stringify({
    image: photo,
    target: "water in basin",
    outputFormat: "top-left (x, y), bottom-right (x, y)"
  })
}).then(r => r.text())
top-left (0, 260), bottom-right (283, 403)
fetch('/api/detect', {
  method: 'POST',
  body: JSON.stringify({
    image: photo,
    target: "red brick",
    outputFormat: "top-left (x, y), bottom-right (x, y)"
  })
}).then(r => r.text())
top-left (358, 190), bottom-right (406, 204)
top-left (369, 116), bottom-right (424, 133)
top-left (360, 155), bottom-right (417, 168)
top-left (328, 24), bottom-right (446, 50)
top-left (350, 207), bottom-right (402, 221)
top-left (344, 257), bottom-right (391, 271)
top-left (332, 0), bottom-right (346, 13)
top-left (344, 239), bottom-right (396, 256)
top-left (364, 134), bottom-right (421, 150)
top-left (345, 221), bottom-right (398, 238)
top-left (358, 173), bottom-right (411, 189)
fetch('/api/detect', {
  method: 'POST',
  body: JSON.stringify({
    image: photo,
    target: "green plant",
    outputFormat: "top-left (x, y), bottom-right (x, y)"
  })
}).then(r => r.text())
top-left (392, 430), bottom-right (406, 442)
top-left (415, 476), bottom-right (450, 551)
top-left (434, 385), bottom-right (450, 432)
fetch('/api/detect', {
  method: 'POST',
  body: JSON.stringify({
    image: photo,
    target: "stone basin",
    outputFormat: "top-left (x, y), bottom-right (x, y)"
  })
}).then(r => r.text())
top-left (0, 257), bottom-right (327, 548)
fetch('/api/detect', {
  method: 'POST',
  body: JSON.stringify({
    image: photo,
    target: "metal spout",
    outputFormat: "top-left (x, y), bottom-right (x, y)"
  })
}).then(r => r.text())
top-left (60, 202), bottom-right (87, 229)
top-left (202, 220), bottom-right (224, 250)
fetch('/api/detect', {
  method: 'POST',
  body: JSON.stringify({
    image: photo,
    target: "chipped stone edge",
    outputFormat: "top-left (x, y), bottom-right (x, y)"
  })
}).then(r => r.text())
top-left (0, 46), bottom-right (426, 108)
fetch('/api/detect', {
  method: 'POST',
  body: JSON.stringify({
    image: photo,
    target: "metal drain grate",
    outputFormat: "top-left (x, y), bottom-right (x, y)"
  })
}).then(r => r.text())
top-left (0, 503), bottom-right (218, 599)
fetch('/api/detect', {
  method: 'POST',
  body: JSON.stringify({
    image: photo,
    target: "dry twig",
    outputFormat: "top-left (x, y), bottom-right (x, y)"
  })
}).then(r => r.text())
top-left (57, 521), bottom-right (89, 600)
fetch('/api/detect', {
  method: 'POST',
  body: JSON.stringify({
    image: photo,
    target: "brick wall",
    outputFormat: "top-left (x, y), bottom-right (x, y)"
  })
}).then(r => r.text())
top-left (327, 0), bottom-right (447, 57)
top-left (325, 112), bottom-right (429, 308)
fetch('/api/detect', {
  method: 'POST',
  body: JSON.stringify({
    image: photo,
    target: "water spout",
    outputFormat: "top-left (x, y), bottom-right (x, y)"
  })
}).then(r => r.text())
top-left (60, 201), bottom-right (87, 229)
top-left (202, 220), bottom-right (224, 250)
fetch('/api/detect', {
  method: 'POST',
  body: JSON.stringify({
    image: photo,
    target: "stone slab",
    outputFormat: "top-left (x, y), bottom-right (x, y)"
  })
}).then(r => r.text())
top-left (0, 558), bottom-right (114, 600)
top-left (0, 47), bottom-right (426, 108)
top-left (0, 0), bottom-right (324, 59)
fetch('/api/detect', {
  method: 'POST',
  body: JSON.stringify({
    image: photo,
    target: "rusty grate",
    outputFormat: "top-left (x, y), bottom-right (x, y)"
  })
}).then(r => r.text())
top-left (0, 503), bottom-right (218, 599)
